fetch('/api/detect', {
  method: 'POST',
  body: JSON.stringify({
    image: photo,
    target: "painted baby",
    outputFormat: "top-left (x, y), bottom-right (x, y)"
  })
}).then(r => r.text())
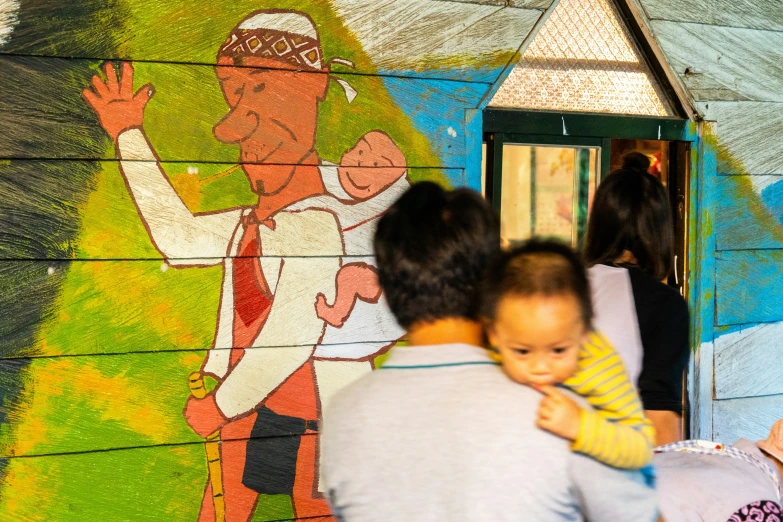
top-left (289, 130), bottom-right (409, 361)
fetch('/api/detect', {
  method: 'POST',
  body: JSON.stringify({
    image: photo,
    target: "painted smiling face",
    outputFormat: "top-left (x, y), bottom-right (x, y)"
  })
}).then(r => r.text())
top-left (337, 131), bottom-right (407, 202)
top-left (213, 56), bottom-right (328, 195)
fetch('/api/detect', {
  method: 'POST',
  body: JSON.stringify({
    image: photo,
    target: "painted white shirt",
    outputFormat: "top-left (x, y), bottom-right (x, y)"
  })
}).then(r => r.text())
top-left (118, 130), bottom-right (340, 418)
top-left (288, 164), bottom-right (408, 359)
top-left (116, 130), bottom-right (404, 419)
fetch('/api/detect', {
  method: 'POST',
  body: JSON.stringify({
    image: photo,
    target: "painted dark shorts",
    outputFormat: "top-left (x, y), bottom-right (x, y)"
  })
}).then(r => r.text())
top-left (242, 406), bottom-right (318, 495)
top-left (728, 500), bottom-right (782, 522)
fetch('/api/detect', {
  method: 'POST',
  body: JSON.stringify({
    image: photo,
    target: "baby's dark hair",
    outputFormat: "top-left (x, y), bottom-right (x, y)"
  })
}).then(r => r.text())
top-left (481, 238), bottom-right (593, 330)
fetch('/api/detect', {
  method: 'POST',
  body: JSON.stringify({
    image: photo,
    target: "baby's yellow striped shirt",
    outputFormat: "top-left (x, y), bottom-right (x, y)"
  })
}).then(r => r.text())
top-left (564, 331), bottom-right (655, 468)
top-left (490, 331), bottom-right (655, 469)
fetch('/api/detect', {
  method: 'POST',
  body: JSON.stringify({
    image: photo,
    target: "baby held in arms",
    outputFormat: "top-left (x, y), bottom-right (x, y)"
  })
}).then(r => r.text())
top-left (481, 239), bottom-right (656, 470)
top-left (289, 131), bottom-right (409, 332)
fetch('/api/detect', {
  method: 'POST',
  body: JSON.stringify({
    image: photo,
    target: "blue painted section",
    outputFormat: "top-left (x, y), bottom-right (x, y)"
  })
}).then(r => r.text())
top-left (715, 250), bottom-right (783, 325)
top-left (686, 124), bottom-right (717, 347)
top-left (760, 178), bottom-right (783, 223)
top-left (686, 123), bottom-right (716, 440)
top-left (476, 59), bottom-right (516, 111)
top-left (381, 76), bottom-right (486, 180)
top-left (464, 109), bottom-right (483, 191)
top-left (715, 177), bottom-right (783, 250)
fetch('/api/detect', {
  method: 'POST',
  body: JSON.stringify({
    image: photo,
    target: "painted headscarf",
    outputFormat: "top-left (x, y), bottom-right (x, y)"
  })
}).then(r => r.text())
top-left (218, 10), bottom-right (357, 102)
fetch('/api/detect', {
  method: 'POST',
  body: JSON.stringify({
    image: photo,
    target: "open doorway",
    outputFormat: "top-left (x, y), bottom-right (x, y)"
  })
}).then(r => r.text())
top-left (611, 138), bottom-right (690, 298)
top-left (482, 110), bottom-right (695, 435)
top-left (479, 0), bottom-right (700, 435)
top-left (482, 111), bottom-right (691, 294)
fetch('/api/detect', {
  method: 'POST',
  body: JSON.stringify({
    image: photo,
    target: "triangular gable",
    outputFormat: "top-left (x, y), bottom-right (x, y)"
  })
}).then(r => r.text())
top-left (488, 0), bottom-right (692, 118)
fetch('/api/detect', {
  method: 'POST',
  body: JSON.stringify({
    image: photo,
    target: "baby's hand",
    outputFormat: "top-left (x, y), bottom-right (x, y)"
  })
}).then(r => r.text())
top-left (534, 385), bottom-right (582, 441)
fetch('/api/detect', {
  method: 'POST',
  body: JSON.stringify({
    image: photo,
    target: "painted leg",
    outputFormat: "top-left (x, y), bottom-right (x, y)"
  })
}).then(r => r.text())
top-left (219, 415), bottom-right (260, 522)
top-left (291, 432), bottom-right (335, 520)
top-left (198, 482), bottom-right (216, 522)
top-left (263, 362), bottom-right (334, 519)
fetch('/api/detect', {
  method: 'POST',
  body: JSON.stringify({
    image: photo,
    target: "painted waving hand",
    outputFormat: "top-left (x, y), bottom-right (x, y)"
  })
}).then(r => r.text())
top-left (82, 61), bottom-right (154, 142)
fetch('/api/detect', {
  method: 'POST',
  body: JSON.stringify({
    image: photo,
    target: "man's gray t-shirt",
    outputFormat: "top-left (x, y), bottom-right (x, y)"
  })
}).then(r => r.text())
top-left (321, 343), bottom-right (658, 522)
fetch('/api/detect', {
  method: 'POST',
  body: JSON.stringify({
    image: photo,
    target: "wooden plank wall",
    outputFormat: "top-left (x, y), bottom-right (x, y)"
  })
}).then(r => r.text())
top-left (0, 0), bottom-right (553, 519)
top-left (638, 0), bottom-right (783, 443)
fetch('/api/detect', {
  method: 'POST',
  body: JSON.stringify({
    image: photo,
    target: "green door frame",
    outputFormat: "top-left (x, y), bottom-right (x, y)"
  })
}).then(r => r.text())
top-left (483, 108), bottom-right (692, 233)
top-left (484, 108), bottom-right (688, 140)
top-left (483, 107), bottom-right (702, 436)
top-left (483, 108), bottom-right (689, 207)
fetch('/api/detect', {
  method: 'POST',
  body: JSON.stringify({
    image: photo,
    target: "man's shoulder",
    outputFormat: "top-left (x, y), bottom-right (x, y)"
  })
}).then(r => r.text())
top-left (321, 370), bottom-right (388, 449)
top-left (326, 360), bottom-right (584, 427)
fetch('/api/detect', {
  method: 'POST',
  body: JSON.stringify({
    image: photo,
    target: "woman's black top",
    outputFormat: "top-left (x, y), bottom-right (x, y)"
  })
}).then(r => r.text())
top-left (590, 264), bottom-right (690, 413)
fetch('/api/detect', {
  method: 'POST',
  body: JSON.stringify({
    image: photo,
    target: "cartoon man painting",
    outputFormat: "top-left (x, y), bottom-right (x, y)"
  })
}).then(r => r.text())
top-left (83, 10), bottom-right (406, 521)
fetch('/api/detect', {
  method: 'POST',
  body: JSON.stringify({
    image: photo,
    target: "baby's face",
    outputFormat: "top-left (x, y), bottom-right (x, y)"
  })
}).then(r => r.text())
top-left (338, 132), bottom-right (406, 201)
top-left (487, 294), bottom-right (585, 386)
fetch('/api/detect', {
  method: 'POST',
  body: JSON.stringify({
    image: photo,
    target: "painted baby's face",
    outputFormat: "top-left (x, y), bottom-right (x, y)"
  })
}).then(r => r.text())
top-left (338, 131), bottom-right (406, 201)
top-left (487, 294), bottom-right (585, 386)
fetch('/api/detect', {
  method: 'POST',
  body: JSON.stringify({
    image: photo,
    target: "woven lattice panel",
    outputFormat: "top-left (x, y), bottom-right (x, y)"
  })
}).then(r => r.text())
top-left (489, 0), bottom-right (672, 116)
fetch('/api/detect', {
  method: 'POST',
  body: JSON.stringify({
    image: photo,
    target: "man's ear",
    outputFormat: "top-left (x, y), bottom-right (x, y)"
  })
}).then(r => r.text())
top-left (483, 319), bottom-right (499, 348)
top-left (215, 56), bottom-right (235, 81)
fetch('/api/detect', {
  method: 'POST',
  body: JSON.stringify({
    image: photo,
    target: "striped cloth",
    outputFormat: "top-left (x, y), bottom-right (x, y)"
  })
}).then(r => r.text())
top-left (655, 440), bottom-right (782, 505)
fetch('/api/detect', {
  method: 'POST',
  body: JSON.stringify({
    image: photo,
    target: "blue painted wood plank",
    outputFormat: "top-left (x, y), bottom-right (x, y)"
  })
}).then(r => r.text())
top-left (715, 250), bottom-right (783, 325)
top-left (687, 122), bottom-right (717, 439)
top-left (713, 395), bottom-right (783, 444)
top-left (714, 321), bottom-right (783, 399)
top-left (715, 176), bottom-right (783, 250)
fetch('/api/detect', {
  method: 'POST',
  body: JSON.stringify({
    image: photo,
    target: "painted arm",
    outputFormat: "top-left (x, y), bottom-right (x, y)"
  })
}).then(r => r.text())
top-left (315, 263), bottom-right (382, 328)
top-left (83, 62), bottom-right (238, 264)
top-left (214, 231), bottom-right (343, 419)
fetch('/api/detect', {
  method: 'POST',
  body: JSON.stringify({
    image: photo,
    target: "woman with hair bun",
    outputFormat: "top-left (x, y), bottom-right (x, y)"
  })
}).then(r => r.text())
top-left (585, 156), bottom-right (689, 445)
top-left (622, 151), bottom-right (652, 173)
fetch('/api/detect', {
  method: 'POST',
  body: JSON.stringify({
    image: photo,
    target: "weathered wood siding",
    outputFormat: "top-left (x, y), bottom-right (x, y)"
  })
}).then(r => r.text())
top-left (638, 0), bottom-right (783, 442)
top-left (0, 0), bottom-right (554, 519)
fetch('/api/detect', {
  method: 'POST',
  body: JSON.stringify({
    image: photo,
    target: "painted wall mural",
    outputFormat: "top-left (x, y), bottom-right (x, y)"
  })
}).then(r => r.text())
top-left (79, 10), bottom-right (415, 520)
top-left (0, 0), bottom-right (545, 520)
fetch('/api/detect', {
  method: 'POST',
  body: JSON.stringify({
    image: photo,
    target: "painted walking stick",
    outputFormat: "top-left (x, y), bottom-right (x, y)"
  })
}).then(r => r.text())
top-left (189, 372), bottom-right (226, 522)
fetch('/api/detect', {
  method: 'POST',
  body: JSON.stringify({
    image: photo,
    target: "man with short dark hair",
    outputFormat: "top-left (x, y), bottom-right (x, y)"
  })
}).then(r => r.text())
top-left (321, 182), bottom-right (659, 521)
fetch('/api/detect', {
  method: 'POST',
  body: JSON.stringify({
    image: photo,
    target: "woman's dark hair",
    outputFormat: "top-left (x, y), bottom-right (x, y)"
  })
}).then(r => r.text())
top-left (584, 166), bottom-right (674, 280)
top-left (622, 151), bottom-right (651, 173)
top-left (373, 182), bottom-right (500, 329)
top-left (481, 239), bottom-right (593, 330)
